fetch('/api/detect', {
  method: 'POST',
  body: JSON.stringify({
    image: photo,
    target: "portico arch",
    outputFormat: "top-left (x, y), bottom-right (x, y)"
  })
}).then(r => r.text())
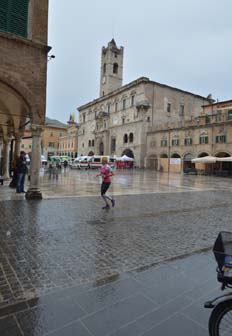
top-left (146, 154), bottom-right (158, 169)
top-left (122, 148), bottom-right (134, 158)
top-left (183, 153), bottom-right (194, 170)
top-left (198, 152), bottom-right (209, 158)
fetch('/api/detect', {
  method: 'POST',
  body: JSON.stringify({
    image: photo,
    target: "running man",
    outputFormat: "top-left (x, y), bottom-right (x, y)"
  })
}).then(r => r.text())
top-left (96, 157), bottom-right (115, 209)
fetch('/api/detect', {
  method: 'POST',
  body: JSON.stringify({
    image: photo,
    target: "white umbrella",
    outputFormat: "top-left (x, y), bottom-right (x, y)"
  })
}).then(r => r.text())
top-left (120, 155), bottom-right (134, 161)
top-left (216, 157), bottom-right (232, 162)
top-left (191, 156), bottom-right (217, 163)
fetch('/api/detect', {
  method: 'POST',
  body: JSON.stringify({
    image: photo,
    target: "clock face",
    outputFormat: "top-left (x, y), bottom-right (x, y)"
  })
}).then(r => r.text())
top-left (113, 117), bottom-right (118, 125)
top-left (102, 76), bottom-right (106, 84)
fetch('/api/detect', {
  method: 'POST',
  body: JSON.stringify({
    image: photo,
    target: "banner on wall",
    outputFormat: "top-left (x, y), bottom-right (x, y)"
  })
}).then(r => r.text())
top-left (170, 158), bottom-right (181, 165)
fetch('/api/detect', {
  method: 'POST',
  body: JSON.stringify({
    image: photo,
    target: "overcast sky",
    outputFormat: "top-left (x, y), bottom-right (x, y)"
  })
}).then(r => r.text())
top-left (46, 0), bottom-right (232, 123)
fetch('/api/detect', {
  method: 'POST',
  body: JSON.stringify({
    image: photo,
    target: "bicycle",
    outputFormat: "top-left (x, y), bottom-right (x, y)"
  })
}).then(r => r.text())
top-left (204, 231), bottom-right (232, 336)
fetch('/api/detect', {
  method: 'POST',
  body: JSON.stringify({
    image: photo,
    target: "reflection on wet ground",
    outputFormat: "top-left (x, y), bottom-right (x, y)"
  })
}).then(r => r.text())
top-left (0, 251), bottom-right (219, 336)
top-left (1, 168), bottom-right (232, 201)
top-left (0, 169), bottom-right (231, 335)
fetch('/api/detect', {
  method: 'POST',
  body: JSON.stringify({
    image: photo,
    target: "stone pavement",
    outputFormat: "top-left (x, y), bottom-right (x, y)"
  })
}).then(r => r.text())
top-left (0, 171), bottom-right (232, 335)
top-left (0, 250), bottom-right (223, 336)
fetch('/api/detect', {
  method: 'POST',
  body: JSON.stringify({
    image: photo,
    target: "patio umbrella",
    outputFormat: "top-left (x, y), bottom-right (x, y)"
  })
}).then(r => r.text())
top-left (191, 156), bottom-right (217, 163)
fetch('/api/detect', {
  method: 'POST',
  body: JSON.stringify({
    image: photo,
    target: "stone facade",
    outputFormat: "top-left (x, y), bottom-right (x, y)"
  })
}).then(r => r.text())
top-left (146, 100), bottom-right (232, 172)
top-left (78, 40), bottom-right (232, 172)
top-left (58, 123), bottom-right (79, 158)
top-left (78, 76), bottom-right (209, 168)
top-left (0, 0), bottom-right (50, 198)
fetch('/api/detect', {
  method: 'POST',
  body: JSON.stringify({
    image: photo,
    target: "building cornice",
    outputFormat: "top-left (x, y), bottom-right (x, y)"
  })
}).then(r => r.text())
top-left (147, 120), bottom-right (232, 135)
top-left (0, 31), bottom-right (51, 52)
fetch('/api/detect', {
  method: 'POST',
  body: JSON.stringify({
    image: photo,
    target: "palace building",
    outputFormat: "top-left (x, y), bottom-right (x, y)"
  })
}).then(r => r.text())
top-left (77, 39), bottom-right (216, 170)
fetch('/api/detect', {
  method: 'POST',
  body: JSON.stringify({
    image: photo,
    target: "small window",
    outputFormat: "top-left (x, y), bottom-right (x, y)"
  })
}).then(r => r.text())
top-left (172, 139), bottom-right (179, 146)
top-left (179, 104), bottom-right (185, 116)
top-left (88, 140), bottom-right (91, 147)
top-left (60, 133), bottom-right (62, 136)
top-left (123, 134), bottom-right (128, 143)
top-left (131, 95), bottom-right (135, 107)
top-left (122, 117), bottom-right (125, 124)
top-left (83, 113), bottom-right (86, 123)
top-left (161, 140), bottom-right (167, 147)
top-left (50, 132), bottom-right (53, 137)
top-left (114, 53), bottom-right (117, 58)
top-left (107, 103), bottom-right (110, 113)
top-left (104, 122), bottom-right (106, 128)
top-left (122, 99), bottom-right (126, 110)
top-left (82, 143), bottom-right (84, 148)
top-left (184, 138), bottom-right (192, 145)
top-left (228, 110), bottom-right (232, 120)
top-left (103, 63), bottom-right (106, 74)
top-left (113, 63), bottom-right (118, 74)
top-left (215, 135), bottom-right (226, 144)
top-left (92, 139), bottom-right (95, 147)
top-left (199, 136), bottom-right (208, 144)
top-left (0, 0), bottom-right (29, 38)
top-left (21, 144), bottom-right (24, 148)
top-left (115, 102), bottom-right (118, 112)
top-left (167, 103), bottom-right (171, 113)
top-left (129, 133), bottom-right (134, 143)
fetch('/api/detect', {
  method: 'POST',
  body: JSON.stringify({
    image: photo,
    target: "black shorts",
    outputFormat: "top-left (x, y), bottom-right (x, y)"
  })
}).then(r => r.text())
top-left (101, 182), bottom-right (111, 195)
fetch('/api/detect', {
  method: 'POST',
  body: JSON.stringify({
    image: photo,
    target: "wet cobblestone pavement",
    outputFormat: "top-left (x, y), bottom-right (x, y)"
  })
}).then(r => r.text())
top-left (0, 170), bottom-right (232, 335)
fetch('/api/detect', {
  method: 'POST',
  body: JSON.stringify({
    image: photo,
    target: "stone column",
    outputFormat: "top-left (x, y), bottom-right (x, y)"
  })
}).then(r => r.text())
top-left (14, 134), bottom-right (22, 159)
top-left (26, 125), bottom-right (43, 200)
top-left (3, 138), bottom-right (11, 180)
top-left (2, 138), bottom-right (11, 180)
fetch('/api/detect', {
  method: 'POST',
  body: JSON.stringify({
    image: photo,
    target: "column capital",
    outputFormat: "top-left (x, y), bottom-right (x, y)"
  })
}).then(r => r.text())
top-left (31, 124), bottom-right (44, 136)
top-left (3, 137), bottom-right (12, 145)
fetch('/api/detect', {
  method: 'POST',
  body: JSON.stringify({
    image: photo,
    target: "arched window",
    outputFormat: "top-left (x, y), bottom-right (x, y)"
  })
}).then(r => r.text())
top-left (113, 63), bottom-right (118, 74)
top-left (0, 0), bottom-right (29, 38)
top-left (103, 63), bottom-right (106, 74)
top-left (88, 140), bottom-right (91, 147)
top-left (92, 139), bottom-right (95, 147)
top-left (129, 133), bottom-right (134, 143)
top-left (123, 134), bottom-right (128, 144)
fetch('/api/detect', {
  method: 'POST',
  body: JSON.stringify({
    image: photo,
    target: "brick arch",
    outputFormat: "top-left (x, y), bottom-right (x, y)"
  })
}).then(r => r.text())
top-left (0, 71), bottom-right (36, 114)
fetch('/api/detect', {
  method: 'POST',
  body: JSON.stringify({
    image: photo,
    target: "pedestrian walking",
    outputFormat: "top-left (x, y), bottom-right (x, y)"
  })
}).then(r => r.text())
top-left (96, 157), bottom-right (115, 209)
top-left (16, 151), bottom-right (28, 193)
top-left (63, 160), bottom-right (68, 173)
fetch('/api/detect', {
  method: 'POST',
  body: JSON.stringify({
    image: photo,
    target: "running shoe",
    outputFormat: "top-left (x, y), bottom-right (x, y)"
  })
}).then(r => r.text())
top-left (102, 205), bottom-right (110, 209)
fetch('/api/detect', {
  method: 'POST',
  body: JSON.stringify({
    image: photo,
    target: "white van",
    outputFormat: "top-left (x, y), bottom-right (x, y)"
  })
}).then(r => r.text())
top-left (69, 157), bottom-right (82, 169)
top-left (88, 156), bottom-right (115, 169)
top-left (76, 156), bottom-right (92, 169)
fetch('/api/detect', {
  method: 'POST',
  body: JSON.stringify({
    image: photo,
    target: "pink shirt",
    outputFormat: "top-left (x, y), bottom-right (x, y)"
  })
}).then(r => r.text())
top-left (101, 165), bottom-right (112, 183)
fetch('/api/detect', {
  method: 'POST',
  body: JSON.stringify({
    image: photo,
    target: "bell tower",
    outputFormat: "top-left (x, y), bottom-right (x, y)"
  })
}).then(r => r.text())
top-left (99, 39), bottom-right (124, 97)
